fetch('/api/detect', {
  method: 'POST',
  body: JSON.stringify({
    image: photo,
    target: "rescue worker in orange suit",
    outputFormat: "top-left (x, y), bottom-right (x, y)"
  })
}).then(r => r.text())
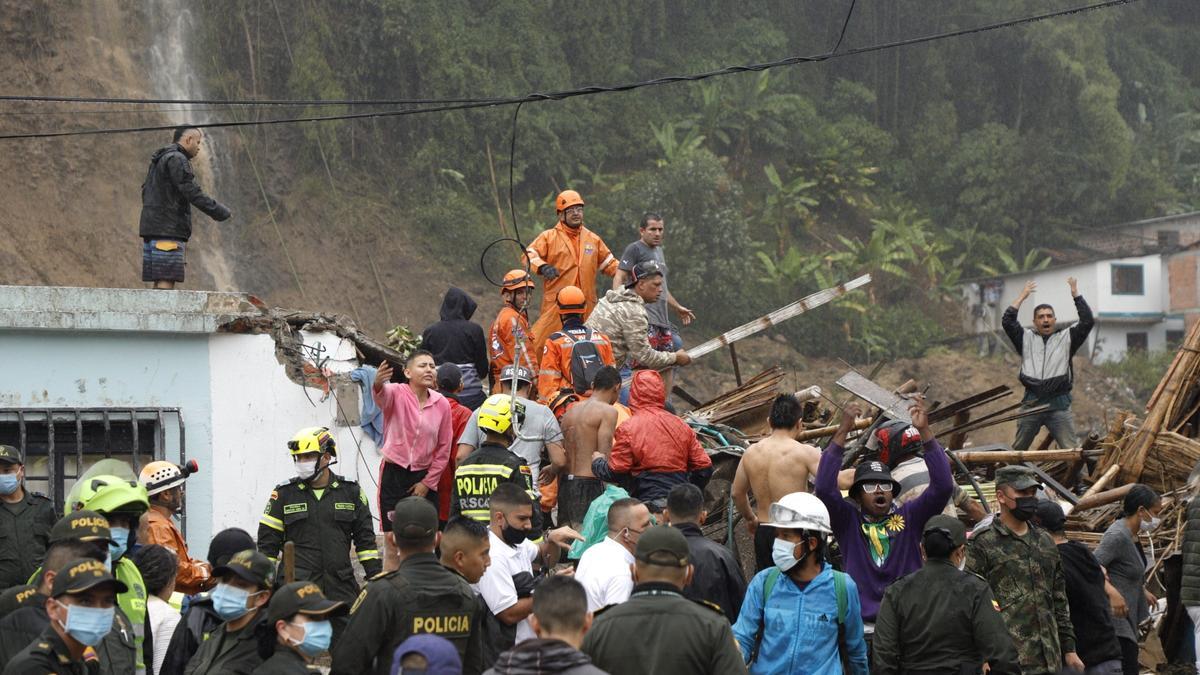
top-left (490, 269), bottom-right (537, 391)
top-left (138, 460), bottom-right (214, 595)
top-left (525, 190), bottom-right (619, 352)
top-left (538, 285), bottom-right (616, 413)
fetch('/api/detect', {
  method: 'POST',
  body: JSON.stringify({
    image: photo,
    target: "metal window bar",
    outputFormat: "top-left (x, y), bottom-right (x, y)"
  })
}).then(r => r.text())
top-left (0, 408), bottom-right (185, 532)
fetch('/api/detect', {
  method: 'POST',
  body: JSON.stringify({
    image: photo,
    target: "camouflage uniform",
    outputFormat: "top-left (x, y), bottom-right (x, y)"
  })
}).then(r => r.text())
top-left (967, 518), bottom-right (1075, 675)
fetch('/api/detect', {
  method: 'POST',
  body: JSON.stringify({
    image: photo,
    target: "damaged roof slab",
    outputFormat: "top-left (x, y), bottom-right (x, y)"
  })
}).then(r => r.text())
top-left (0, 285), bottom-right (262, 333)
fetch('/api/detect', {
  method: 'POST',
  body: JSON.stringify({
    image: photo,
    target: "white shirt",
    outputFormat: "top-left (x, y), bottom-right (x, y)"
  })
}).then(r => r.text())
top-left (147, 595), bottom-right (181, 675)
top-left (575, 536), bottom-right (634, 612)
top-left (472, 529), bottom-right (540, 643)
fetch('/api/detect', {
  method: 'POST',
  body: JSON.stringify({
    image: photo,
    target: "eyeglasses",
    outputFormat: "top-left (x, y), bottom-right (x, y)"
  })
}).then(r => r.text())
top-left (563, 205), bottom-right (584, 214)
top-left (859, 482), bottom-right (894, 494)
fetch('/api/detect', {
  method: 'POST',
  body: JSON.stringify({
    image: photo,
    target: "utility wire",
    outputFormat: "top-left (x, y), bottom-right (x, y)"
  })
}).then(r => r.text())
top-left (0, 0), bottom-right (1139, 142)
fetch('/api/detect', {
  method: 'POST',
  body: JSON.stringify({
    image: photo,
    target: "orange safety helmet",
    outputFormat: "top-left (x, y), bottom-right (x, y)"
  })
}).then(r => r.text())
top-left (501, 269), bottom-right (536, 293)
top-left (556, 286), bottom-right (586, 313)
top-left (556, 190), bottom-right (585, 212)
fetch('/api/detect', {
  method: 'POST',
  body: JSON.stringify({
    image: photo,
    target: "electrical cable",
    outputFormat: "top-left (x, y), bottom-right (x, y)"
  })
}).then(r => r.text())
top-left (0, 93), bottom-right (505, 106)
top-left (0, 0), bottom-right (1139, 142)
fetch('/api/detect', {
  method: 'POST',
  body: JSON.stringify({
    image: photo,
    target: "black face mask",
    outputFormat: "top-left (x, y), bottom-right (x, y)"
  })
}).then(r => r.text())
top-left (1010, 496), bottom-right (1038, 522)
top-left (501, 520), bottom-right (529, 546)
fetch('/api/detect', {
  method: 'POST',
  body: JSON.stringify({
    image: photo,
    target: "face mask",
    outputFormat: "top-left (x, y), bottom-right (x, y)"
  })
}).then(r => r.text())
top-left (772, 538), bottom-right (808, 572)
top-left (1140, 510), bottom-right (1161, 532)
top-left (212, 583), bottom-right (254, 621)
top-left (102, 552), bottom-right (113, 573)
top-left (289, 619), bottom-right (333, 657)
top-left (1009, 496), bottom-right (1038, 522)
top-left (56, 602), bottom-right (115, 647)
top-left (0, 473), bottom-right (19, 496)
top-left (501, 522), bottom-right (529, 547)
top-left (956, 553), bottom-right (967, 572)
top-left (108, 527), bottom-right (130, 563)
top-left (294, 460), bottom-right (318, 480)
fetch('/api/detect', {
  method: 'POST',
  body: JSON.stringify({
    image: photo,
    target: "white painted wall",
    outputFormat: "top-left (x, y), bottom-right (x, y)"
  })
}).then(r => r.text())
top-left (203, 331), bottom-right (383, 552)
top-left (1095, 253), bottom-right (1164, 315)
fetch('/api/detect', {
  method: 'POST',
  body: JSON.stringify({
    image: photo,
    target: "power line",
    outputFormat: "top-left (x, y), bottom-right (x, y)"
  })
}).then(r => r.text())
top-left (0, 0), bottom-right (1140, 142)
top-left (0, 94), bottom-right (504, 106)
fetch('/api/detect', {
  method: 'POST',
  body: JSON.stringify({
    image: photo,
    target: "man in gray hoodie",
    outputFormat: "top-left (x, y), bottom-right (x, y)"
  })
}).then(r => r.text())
top-left (484, 576), bottom-right (608, 675)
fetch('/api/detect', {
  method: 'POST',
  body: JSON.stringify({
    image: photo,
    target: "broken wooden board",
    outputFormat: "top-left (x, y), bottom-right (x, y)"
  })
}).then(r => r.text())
top-left (834, 370), bottom-right (914, 424)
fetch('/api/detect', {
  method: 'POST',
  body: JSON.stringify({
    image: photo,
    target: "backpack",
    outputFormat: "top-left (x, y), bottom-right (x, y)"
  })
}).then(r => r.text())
top-left (750, 567), bottom-right (849, 666)
top-left (557, 327), bottom-right (605, 395)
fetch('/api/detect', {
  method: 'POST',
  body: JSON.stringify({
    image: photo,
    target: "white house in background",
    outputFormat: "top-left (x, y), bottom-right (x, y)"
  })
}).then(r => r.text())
top-left (963, 211), bottom-right (1200, 363)
top-left (0, 285), bottom-right (385, 554)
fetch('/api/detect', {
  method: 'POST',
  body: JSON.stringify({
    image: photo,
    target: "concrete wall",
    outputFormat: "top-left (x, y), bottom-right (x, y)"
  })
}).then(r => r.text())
top-left (205, 331), bottom-right (383, 553)
top-left (1096, 253), bottom-right (1165, 316)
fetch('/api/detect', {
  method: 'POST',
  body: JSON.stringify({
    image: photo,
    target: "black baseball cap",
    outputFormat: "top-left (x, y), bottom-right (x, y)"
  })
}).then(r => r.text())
top-left (49, 510), bottom-right (114, 545)
top-left (0, 445), bottom-right (22, 465)
top-left (436, 363), bottom-right (463, 392)
top-left (634, 525), bottom-right (689, 567)
top-left (0, 585), bottom-right (40, 616)
top-left (267, 581), bottom-right (347, 624)
top-left (922, 515), bottom-right (967, 547)
top-left (392, 497), bottom-right (438, 542)
top-left (212, 550), bottom-right (275, 589)
top-left (627, 260), bottom-right (665, 287)
top-left (851, 460), bottom-right (901, 495)
top-left (499, 365), bottom-right (534, 385)
top-left (1035, 500), bottom-right (1067, 532)
top-left (51, 558), bottom-right (128, 598)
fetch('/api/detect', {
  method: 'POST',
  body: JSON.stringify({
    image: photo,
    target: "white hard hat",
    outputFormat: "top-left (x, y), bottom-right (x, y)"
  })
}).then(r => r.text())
top-left (762, 492), bottom-right (832, 533)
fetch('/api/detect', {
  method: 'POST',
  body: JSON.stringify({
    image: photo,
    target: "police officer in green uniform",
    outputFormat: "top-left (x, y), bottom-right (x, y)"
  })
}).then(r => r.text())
top-left (968, 466), bottom-right (1083, 675)
top-left (451, 394), bottom-right (535, 522)
top-left (331, 497), bottom-right (484, 675)
top-left (874, 515), bottom-right (1020, 675)
top-left (581, 525), bottom-right (748, 675)
top-left (258, 581), bottom-right (347, 674)
top-left (5, 557), bottom-right (127, 675)
top-left (259, 427), bottom-right (381, 612)
top-left (183, 550), bottom-right (275, 675)
top-left (0, 445), bottom-right (56, 592)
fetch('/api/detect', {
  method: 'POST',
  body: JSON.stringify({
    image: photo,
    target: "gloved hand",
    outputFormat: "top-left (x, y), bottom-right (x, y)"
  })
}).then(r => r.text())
top-left (512, 572), bottom-right (537, 599)
top-left (539, 264), bottom-right (560, 280)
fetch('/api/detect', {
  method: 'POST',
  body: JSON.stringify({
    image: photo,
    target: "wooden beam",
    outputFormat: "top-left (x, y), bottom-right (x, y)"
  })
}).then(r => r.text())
top-left (1071, 483), bottom-right (1135, 513)
top-left (953, 449), bottom-right (1096, 463)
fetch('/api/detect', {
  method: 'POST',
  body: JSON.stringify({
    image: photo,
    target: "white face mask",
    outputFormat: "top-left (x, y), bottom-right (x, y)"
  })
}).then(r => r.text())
top-left (294, 460), bottom-right (318, 479)
top-left (772, 538), bottom-right (803, 572)
top-left (1140, 511), bottom-right (1161, 532)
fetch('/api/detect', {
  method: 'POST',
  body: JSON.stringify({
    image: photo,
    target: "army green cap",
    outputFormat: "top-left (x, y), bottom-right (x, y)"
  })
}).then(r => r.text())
top-left (267, 581), bottom-right (347, 624)
top-left (0, 585), bottom-right (41, 617)
top-left (49, 510), bottom-right (114, 545)
top-left (0, 445), bottom-right (22, 465)
top-left (635, 525), bottom-right (690, 567)
top-left (922, 514), bottom-right (967, 547)
top-left (50, 558), bottom-right (128, 598)
top-left (212, 550), bottom-right (275, 589)
top-left (392, 496), bottom-right (438, 542)
top-left (995, 465), bottom-right (1041, 491)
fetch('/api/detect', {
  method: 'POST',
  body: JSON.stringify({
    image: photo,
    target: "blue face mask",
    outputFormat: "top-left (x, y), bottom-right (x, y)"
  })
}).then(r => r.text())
top-left (290, 619), bottom-right (333, 657)
top-left (108, 528), bottom-right (129, 563)
top-left (0, 473), bottom-right (19, 496)
top-left (102, 552), bottom-right (113, 573)
top-left (212, 583), bottom-right (254, 621)
top-left (56, 601), bottom-right (115, 647)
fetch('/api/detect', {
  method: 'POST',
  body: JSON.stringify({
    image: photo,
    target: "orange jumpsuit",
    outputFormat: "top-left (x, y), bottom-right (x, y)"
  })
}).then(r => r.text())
top-left (524, 222), bottom-right (619, 351)
top-left (537, 324), bottom-right (615, 405)
top-left (489, 305), bottom-right (535, 388)
top-left (143, 507), bottom-right (213, 595)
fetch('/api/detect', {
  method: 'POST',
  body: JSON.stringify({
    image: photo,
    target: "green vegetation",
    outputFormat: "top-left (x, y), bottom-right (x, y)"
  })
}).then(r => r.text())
top-left (195, 1), bottom-right (1200, 361)
top-left (1098, 349), bottom-right (1176, 402)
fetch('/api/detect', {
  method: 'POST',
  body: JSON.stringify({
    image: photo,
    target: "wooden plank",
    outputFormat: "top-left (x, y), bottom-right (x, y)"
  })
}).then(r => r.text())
top-left (835, 371), bottom-right (914, 424)
top-left (953, 449), bottom-right (1095, 463)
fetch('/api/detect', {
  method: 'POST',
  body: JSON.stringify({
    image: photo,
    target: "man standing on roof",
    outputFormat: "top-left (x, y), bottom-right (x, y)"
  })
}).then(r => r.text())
top-left (526, 190), bottom-right (619, 352)
top-left (138, 126), bottom-right (231, 290)
top-left (138, 461), bottom-right (213, 596)
top-left (587, 260), bottom-right (691, 396)
top-left (421, 288), bottom-right (490, 410)
top-left (258, 427), bottom-right (380, 619)
top-left (0, 445), bottom-right (56, 593)
top-left (490, 270), bottom-right (538, 391)
top-left (538, 286), bottom-right (616, 414)
top-left (1003, 277), bottom-right (1095, 450)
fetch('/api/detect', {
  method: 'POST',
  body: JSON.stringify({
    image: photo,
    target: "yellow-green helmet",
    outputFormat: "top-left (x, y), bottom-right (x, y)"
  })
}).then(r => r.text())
top-left (478, 395), bottom-right (523, 436)
top-left (287, 427), bottom-right (336, 456)
top-left (74, 474), bottom-right (149, 518)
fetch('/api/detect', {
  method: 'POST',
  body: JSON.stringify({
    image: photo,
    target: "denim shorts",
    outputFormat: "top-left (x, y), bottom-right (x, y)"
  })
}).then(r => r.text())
top-left (142, 239), bottom-right (186, 282)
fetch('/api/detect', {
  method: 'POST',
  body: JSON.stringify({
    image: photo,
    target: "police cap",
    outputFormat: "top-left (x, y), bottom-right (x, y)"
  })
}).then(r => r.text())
top-left (267, 581), bottom-right (347, 624)
top-left (50, 558), bottom-right (128, 598)
top-left (48, 510), bottom-right (114, 545)
top-left (392, 496), bottom-right (438, 542)
top-left (634, 525), bottom-right (689, 567)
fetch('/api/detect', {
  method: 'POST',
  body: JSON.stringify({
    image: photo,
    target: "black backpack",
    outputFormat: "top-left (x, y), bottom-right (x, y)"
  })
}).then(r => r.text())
top-left (557, 327), bottom-right (606, 395)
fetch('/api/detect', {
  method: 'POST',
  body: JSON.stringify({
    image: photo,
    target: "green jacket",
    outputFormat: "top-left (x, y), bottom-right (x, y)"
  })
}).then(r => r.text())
top-left (258, 473), bottom-right (381, 603)
top-left (967, 519), bottom-right (1075, 675)
top-left (182, 610), bottom-right (269, 675)
top-left (1182, 497), bottom-right (1200, 606)
top-left (0, 490), bottom-right (56, 591)
top-left (330, 553), bottom-right (484, 675)
top-left (255, 647), bottom-right (315, 674)
top-left (873, 559), bottom-right (1020, 675)
top-left (3, 625), bottom-right (88, 675)
top-left (581, 582), bottom-right (748, 675)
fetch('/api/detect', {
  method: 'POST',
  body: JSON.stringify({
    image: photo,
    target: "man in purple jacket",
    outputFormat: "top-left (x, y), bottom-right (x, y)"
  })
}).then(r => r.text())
top-left (814, 399), bottom-right (953, 643)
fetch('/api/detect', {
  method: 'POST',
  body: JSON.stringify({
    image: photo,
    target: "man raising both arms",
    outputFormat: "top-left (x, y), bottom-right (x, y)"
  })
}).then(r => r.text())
top-left (558, 366), bottom-right (621, 530)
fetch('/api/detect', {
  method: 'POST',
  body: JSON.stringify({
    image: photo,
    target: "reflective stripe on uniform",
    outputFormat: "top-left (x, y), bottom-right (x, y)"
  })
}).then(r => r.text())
top-left (259, 514), bottom-right (284, 531)
top-left (458, 465), bottom-right (514, 477)
top-left (356, 549), bottom-right (381, 562)
top-left (462, 509), bottom-right (490, 521)
top-left (539, 369), bottom-right (561, 377)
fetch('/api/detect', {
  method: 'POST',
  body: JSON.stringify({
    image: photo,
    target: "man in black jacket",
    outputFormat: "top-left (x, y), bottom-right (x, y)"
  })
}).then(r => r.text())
top-left (421, 288), bottom-right (490, 409)
top-left (664, 484), bottom-right (745, 622)
top-left (138, 126), bottom-right (231, 289)
top-left (1002, 276), bottom-right (1094, 450)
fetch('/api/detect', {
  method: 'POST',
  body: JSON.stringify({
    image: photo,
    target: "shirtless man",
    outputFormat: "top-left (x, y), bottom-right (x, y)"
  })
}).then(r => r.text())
top-left (733, 393), bottom-right (854, 572)
top-left (558, 366), bottom-right (621, 528)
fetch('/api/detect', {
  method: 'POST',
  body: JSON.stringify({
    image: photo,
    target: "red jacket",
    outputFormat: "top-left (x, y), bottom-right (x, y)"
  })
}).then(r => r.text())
top-left (438, 396), bottom-right (475, 521)
top-left (594, 371), bottom-right (712, 502)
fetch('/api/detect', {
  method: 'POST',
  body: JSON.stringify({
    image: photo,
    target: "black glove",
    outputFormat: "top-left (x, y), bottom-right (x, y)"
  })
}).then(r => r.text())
top-left (512, 572), bottom-right (537, 598)
top-left (539, 264), bottom-right (560, 280)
